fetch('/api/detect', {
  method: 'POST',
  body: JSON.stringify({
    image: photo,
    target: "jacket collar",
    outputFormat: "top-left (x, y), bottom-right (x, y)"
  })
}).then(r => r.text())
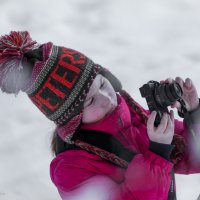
top-left (81, 95), bottom-right (132, 137)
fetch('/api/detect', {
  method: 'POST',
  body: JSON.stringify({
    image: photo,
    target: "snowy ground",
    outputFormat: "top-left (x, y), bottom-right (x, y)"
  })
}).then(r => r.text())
top-left (0, 0), bottom-right (200, 199)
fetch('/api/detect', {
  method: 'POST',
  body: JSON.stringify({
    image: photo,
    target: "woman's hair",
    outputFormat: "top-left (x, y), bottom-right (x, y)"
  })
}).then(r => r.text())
top-left (51, 129), bottom-right (57, 156)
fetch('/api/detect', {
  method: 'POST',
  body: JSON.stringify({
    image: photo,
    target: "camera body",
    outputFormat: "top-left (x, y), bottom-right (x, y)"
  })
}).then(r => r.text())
top-left (139, 80), bottom-right (183, 126)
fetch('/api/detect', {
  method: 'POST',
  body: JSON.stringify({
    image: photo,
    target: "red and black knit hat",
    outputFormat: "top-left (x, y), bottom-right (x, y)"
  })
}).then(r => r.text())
top-left (0, 31), bottom-right (122, 141)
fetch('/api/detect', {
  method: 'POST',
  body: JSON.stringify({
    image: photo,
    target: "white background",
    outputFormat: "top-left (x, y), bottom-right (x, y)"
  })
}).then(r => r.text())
top-left (0, 0), bottom-right (200, 199)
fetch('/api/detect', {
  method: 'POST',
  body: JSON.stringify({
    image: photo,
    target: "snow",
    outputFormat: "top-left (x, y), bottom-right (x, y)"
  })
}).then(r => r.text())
top-left (0, 0), bottom-right (200, 199)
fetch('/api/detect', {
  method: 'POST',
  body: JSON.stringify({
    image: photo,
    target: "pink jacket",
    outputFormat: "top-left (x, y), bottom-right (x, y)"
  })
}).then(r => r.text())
top-left (50, 95), bottom-right (200, 200)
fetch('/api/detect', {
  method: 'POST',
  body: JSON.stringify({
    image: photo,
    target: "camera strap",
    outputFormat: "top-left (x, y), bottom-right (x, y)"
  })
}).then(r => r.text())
top-left (177, 99), bottom-right (188, 118)
top-left (167, 168), bottom-right (177, 200)
top-left (56, 129), bottom-right (136, 168)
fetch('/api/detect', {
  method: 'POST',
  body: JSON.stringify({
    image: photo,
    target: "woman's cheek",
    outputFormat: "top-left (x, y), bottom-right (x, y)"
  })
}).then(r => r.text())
top-left (89, 107), bottom-right (105, 120)
top-left (82, 107), bottom-right (105, 123)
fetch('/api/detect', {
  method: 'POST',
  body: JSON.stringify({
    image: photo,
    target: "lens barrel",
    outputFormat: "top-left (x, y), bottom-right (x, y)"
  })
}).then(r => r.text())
top-left (155, 83), bottom-right (183, 108)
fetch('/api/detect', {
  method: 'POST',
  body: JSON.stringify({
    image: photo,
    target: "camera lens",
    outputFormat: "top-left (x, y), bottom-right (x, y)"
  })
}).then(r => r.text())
top-left (154, 83), bottom-right (183, 107)
top-left (166, 83), bottom-right (182, 100)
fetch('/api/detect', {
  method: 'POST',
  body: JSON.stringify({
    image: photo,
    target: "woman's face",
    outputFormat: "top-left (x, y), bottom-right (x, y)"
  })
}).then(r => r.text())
top-left (82, 74), bottom-right (117, 124)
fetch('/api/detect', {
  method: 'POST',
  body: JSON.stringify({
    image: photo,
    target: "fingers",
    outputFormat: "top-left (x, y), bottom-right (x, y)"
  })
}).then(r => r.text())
top-left (147, 111), bottom-right (156, 133)
top-left (170, 101), bottom-right (181, 110)
top-left (175, 77), bottom-right (184, 90)
top-left (185, 78), bottom-right (192, 89)
top-left (147, 110), bottom-right (175, 144)
top-left (147, 111), bottom-right (174, 133)
top-left (170, 110), bottom-right (174, 122)
top-left (161, 76), bottom-right (192, 89)
top-left (175, 77), bottom-right (193, 89)
top-left (162, 76), bottom-right (194, 95)
top-left (160, 77), bottom-right (198, 112)
top-left (165, 77), bottom-right (174, 84)
top-left (157, 113), bottom-right (168, 133)
top-left (164, 110), bottom-right (174, 134)
top-left (160, 77), bottom-right (174, 84)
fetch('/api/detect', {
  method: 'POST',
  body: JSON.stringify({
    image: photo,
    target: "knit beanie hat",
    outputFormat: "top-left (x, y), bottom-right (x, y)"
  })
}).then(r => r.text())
top-left (0, 31), bottom-right (122, 141)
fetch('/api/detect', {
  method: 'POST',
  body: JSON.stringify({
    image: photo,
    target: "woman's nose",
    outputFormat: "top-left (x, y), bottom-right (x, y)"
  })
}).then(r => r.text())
top-left (98, 89), bottom-right (111, 101)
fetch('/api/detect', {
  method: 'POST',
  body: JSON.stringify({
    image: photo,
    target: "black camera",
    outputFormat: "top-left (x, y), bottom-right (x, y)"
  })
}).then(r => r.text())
top-left (139, 80), bottom-right (183, 126)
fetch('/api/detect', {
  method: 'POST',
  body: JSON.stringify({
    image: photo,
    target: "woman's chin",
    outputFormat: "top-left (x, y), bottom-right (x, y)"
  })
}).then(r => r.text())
top-left (107, 103), bottom-right (117, 115)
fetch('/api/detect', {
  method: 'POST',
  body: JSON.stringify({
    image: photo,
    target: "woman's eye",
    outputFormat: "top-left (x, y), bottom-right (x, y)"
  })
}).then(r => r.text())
top-left (86, 98), bottom-right (94, 107)
top-left (89, 98), bottom-right (93, 105)
top-left (100, 82), bottom-right (105, 88)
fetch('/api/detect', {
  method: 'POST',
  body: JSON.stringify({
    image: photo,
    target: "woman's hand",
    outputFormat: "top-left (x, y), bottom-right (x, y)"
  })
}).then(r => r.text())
top-left (161, 77), bottom-right (199, 112)
top-left (147, 110), bottom-right (174, 144)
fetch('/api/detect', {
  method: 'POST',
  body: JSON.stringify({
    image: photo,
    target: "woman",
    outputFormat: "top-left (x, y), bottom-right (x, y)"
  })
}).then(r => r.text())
top-left (0, 31), bottom-right (200, 200)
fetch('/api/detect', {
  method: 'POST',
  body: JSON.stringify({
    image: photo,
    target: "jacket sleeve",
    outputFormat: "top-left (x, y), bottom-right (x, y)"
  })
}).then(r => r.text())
top-left (51, 151), bottom-right (173, 200)
top-left (109, 151), bottom-right (173, 200)
top-left (173, 105), bottom-right (200, 174)
top-left (57, 175), bottom-right (118, 200)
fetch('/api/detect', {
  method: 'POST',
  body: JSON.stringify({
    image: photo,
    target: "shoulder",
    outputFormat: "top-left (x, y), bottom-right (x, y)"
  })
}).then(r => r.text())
top-left (50, 150), bottom-right (101, 191)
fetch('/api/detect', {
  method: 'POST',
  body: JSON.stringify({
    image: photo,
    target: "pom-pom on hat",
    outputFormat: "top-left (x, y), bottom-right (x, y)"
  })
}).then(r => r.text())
top-left (0, 31), bottom-right (38, 93)
top-left (0, 31), bottom-right (122, 142)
